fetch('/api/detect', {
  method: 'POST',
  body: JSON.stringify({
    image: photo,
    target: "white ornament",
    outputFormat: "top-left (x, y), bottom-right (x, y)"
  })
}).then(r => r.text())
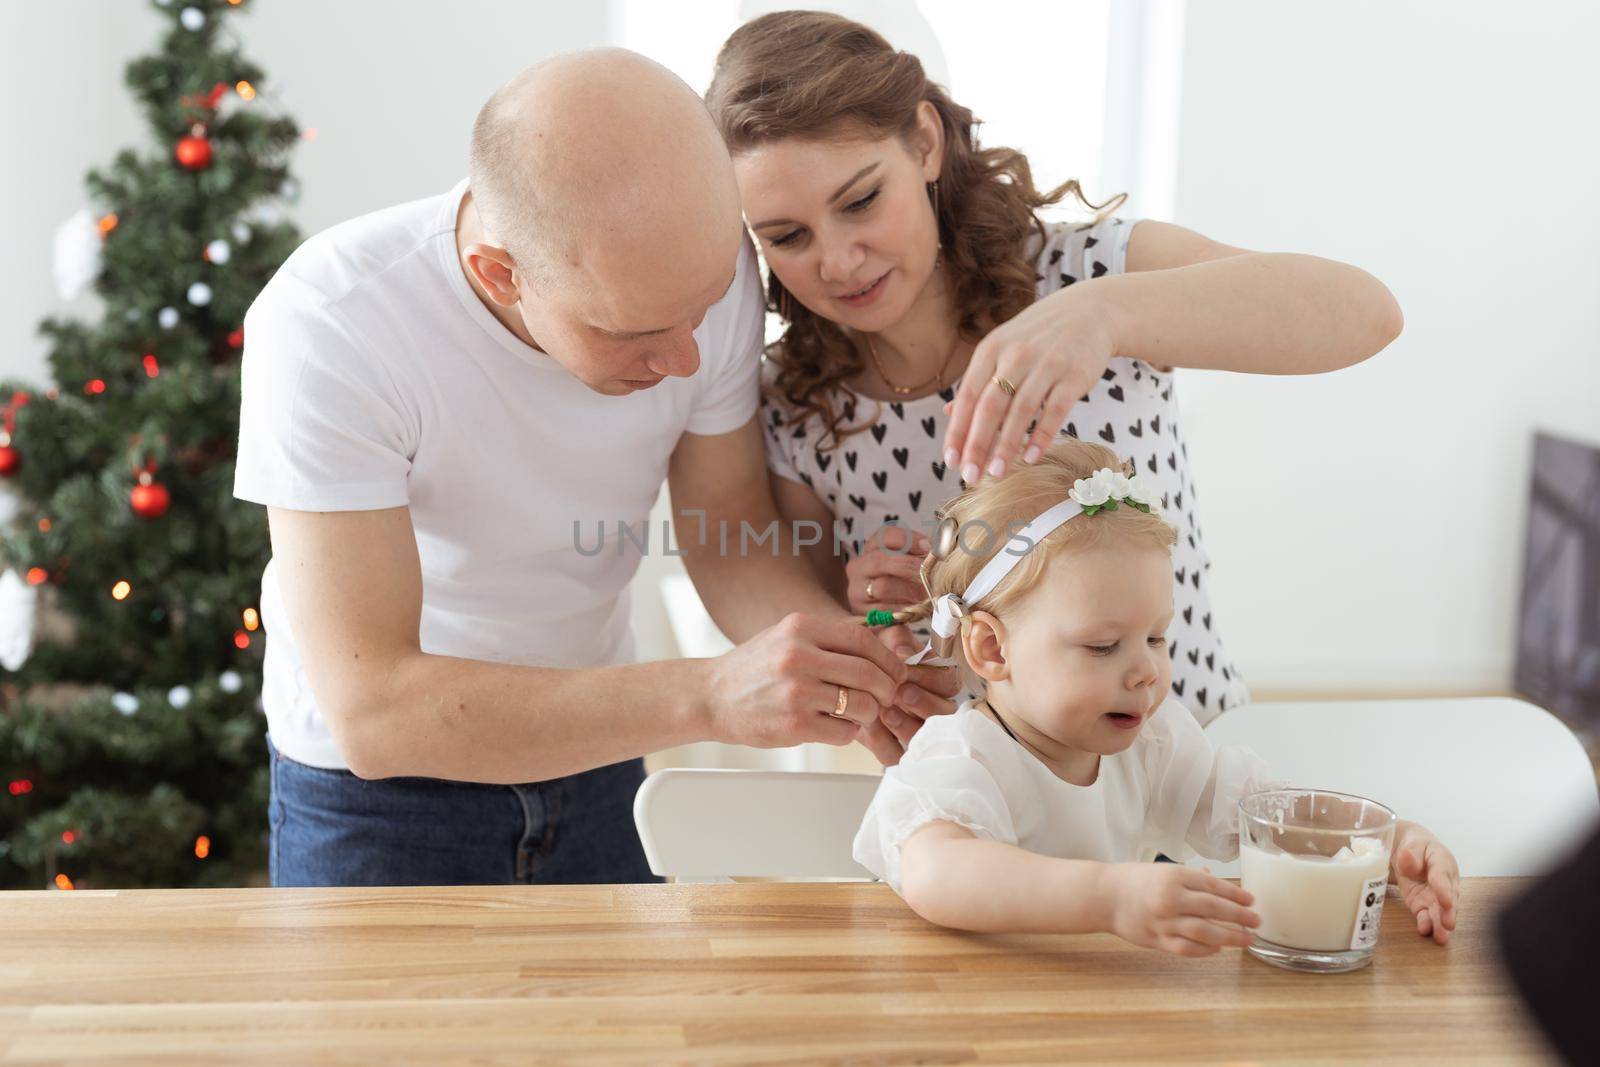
top-left (158, 306), bottom-right (180, 329)
top-left (1068, 473), bottom-right (1112, 508)
top-left (205, 239), bottom-right (231, 265)
top-left (250, 203), bottom-right (282, 225)
top-left (112, 692), bottom-right (140, 716)
top-left (52, 208), bottom-right (103, 301)
top-left (0, 568), bottom-right (39, 673)
top-left (167, 685), bottom-right (192, 709)
top-left (186, 282), bottom-right (212, 307)
top-left (218, 670), bottom-right (243, 694)
top-left (230, 221), bottom-right (252, 244)
top-left (180, 7), bottom-right (205, 30)
top-left (1125, 476), bottom-right (1162, 514)
top-left (279, 178), bottom-right (300, 202)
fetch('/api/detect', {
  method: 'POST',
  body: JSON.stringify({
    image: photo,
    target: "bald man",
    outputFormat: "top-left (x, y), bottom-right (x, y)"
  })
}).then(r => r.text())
top-left (234, 49), bottom-right (957, 888)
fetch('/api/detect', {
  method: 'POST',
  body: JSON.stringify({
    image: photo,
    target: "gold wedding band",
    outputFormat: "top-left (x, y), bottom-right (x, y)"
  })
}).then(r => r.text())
top-left (832, 687), bottom-right (851, 718)
top-left (993, 375), bottom-right (1017, 397)
top-left (865, 579), bottom-right (877, 602)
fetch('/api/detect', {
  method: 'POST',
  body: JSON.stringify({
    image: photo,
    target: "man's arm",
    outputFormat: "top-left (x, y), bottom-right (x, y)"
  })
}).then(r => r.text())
top-left (267, 505), bottom-right (717, 782)
top-left (267, 503), bottom-right (902, 782)
top-left (667, 417), bottom-right (851, 642)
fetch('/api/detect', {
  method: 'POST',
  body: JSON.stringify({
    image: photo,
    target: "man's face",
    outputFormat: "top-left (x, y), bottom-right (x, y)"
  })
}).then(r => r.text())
top-left (515, 221), bottom-right (744, 397)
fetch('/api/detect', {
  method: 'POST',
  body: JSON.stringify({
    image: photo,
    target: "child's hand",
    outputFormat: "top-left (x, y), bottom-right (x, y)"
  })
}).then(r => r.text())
top-left (1107, 864), bottom-right (1259, 957)
top-left (1393, 826), bottom-right (1460, 945)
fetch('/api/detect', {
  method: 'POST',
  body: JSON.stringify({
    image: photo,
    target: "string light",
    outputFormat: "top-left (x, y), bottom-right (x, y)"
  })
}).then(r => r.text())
top-left (302, 127), bottom-right (318, 141)
top-left (111, 580), bottom-right (132, 601)
top-left (242, 607), bottom-right (259, 631)
top-left (25, 567), bottom-right (47, 585)
top-left (55, 874), bottom-right (74, 891)
top-left (142, 354), bottom-right (160, 378)
top-left (61, 830), bottom-right (77, 845)
top-left (7, 779), bottom-right (32, 796)
top-left (233, 630), bottom-right (250, 649)
top-left (97, 213), bottom-right (119, 236)
top-left (37, 518), bottom-right (51, 532)
top-left (235, 80), bottom-right (256, 101)
top-left (84, 379), bottom-right (106, 396)
top-left (194, 836), bottom-right (211, 859)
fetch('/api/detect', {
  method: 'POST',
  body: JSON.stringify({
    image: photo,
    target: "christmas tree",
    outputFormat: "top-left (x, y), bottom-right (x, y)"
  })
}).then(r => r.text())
top-left (0, 0), bottom-right (301, 889)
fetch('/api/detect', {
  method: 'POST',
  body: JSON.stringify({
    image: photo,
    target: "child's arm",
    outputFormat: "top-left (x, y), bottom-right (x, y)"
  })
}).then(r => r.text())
top-left (1390, 819), bottom-right (1461, 945)
top-left (898, 821), bottom-right (1260, 956)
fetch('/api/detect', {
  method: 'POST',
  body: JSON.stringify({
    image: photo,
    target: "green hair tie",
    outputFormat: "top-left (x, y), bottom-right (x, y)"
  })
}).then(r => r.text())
top-left (865, 609), bottom-right (898, 627)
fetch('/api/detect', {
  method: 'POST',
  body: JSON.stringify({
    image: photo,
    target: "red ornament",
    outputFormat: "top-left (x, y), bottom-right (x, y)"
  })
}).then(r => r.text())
top-left (131, 472), bottom-right (171, 520)
top-left (175, 134), bottom-right (213, 171)
top-left (0, 443), bottom-right (19, 478)
top-left (227, 327), bottom-right (244, 348)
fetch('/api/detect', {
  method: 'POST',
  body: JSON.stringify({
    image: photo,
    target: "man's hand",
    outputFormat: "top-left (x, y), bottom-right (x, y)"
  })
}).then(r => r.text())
top-left (702, 613), bottom-right (909, 749)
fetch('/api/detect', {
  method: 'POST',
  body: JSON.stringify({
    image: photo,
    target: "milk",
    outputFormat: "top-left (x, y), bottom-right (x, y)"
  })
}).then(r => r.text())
top-left (1240, 836), bottom-right (1390, 952)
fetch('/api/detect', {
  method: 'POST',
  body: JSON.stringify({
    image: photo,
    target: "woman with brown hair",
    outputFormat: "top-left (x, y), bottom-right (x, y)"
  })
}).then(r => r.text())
top-left (706, 11), bottom-right (1403, 751)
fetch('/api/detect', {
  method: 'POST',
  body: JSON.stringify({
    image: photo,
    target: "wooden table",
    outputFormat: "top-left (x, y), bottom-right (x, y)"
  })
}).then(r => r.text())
top-left (0, 877), bottom-right (1554, 1065)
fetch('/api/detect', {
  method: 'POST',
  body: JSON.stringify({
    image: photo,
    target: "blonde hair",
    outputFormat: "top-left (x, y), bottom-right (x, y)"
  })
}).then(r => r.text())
top-left (894, 439), bottom-right (1176, 679)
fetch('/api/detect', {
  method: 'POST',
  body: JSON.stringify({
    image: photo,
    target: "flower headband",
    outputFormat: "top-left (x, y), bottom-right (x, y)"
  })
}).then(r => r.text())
top-left (906, 468), bottom-right (1162, 666)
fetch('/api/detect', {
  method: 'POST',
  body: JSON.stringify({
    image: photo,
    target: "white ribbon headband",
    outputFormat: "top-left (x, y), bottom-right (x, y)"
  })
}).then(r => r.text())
top-left (905, 467), bottom-right (1162, 667)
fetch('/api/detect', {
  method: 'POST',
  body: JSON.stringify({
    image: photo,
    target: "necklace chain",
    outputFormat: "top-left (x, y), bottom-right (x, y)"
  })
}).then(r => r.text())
top-left (864, 333), bottom-right (964, 396)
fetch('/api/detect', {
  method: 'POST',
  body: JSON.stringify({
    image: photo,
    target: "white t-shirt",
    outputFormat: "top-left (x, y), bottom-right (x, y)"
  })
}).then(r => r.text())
top-left (852, 697), bottom-right (1273, 894)
top-left (235, 179), bottom-right (764, 769)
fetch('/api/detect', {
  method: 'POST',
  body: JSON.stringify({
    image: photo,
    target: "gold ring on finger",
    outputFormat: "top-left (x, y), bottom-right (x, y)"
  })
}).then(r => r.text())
top-left (864, 579), bottom-right (876, 602)
top-left (832, 687), bottom-right (851, 718)
top-left (993, 375), bottom-right (1017, 397)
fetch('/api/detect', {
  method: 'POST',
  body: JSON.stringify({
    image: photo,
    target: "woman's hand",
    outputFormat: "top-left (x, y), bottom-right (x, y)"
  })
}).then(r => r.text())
top-left (943, 287), bottom-right (1116, 484)
top-left (1106, 863), bottom-right (1260, 958)
top-left (845, 524), bottom-right (929, 617)
top-left (1392, 823), bottom-right (1461, 945)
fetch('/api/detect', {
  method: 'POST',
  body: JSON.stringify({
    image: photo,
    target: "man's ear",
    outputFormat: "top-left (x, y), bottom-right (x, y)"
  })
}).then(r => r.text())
top-left (913, 100), bottom-right (945, 182)
top-left (962, 610), bottom-right (1009, 684)
top-left (462, 242), bottom-right (522, 307)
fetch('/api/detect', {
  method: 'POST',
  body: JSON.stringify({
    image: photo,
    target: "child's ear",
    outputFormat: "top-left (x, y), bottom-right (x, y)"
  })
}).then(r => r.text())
top-left (963, 610), bottom-right (1010, 683)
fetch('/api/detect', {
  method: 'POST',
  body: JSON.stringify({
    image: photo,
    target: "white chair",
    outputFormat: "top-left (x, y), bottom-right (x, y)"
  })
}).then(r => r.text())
top-left (1197, 697), bottom-right (1598, 877)
top-left (633, 767), bottom-right (881, 881)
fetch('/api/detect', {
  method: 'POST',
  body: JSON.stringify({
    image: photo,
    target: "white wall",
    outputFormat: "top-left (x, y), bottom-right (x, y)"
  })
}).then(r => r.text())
top-left (1171, 1), bottom-right (1600, 696)
top-left (0, 0), bottom-right (606, 383)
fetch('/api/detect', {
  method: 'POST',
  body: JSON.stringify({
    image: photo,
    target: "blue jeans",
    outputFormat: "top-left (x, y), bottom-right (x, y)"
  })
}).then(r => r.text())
top-left (267, 737), bottom-right (659, 887)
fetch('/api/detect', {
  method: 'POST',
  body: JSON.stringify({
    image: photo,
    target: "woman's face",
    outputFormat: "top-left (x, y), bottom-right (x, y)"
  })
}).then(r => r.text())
top-left (732, 106), bottom-right (944, 335)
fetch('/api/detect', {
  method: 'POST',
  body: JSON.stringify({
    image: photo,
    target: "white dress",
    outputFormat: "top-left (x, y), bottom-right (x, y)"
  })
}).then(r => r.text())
top-left (852, 697), bottom-right (1273, 894)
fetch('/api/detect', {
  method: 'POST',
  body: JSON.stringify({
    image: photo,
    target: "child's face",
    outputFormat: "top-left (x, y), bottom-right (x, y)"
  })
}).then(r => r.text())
top-left (990, 543), bottom-right (1174, 754)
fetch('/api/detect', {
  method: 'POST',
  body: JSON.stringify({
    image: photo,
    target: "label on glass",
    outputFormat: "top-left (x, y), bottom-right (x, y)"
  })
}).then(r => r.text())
top-left (1349, 876), bottom-right (1388, 950)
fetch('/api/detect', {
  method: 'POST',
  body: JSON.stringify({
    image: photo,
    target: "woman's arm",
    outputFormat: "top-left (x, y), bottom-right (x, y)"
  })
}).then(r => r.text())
top-left (943, 220), bottom-right (1404, 479)
top-left (898, 821), bottom-right (1260, 955)
top-left (1108, 219), bottom-right (1404, 375)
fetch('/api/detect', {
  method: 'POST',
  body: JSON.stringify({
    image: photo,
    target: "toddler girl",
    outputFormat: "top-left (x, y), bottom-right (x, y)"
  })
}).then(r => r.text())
top-left (854, 439), bottom-right (1460, 956)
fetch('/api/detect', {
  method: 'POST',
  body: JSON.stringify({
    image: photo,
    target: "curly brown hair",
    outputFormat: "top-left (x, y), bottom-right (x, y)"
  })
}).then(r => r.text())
top-left (706, 10), bottom-right (1121, 449)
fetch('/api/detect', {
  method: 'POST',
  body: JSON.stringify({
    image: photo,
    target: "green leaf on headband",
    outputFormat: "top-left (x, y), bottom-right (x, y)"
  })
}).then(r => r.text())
top-left (1083, 504), bottom-right (1103, 517)
top-left (1104, 499), bottom-right (1120, 511)
top-left (1130, 501), bottom-right (1151, 513)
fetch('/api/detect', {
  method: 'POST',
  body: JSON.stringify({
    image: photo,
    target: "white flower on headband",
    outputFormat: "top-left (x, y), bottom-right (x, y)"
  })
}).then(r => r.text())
top-left (1068, 467), bottom-right (1162, 517)
top-left (1069, 471), bottom-right (1113, 507)
top-left (1126, 476), bottom-right (1162, 514)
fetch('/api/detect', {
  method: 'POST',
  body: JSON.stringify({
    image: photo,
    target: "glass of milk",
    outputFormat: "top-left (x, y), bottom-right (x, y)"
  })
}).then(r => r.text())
top-left (1238, 788), bottom-right (1397, 973)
